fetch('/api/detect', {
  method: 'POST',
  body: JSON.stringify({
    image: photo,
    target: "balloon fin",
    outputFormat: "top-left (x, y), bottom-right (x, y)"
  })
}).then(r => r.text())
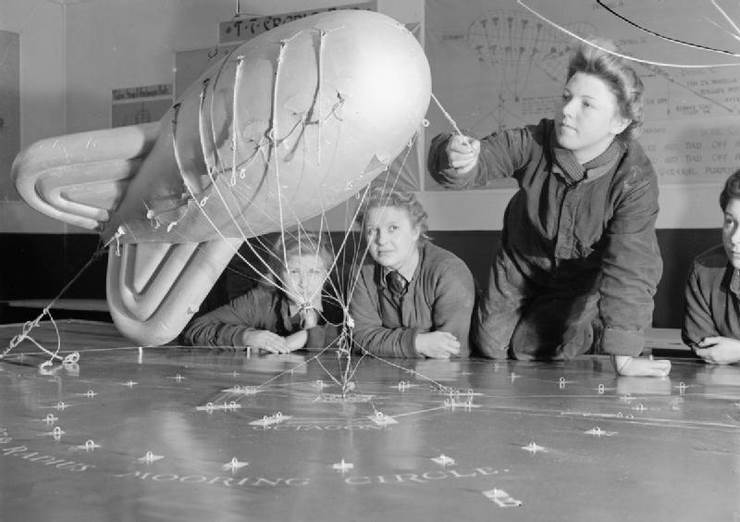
top-left (107, 237), bottom-right (241, 346)
top-left (12, 123), bottom-right (160, 230)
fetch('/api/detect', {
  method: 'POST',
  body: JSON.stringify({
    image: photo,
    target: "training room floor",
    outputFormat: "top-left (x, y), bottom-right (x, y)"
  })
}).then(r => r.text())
top-left (0, 320), bottom-right (737, 522)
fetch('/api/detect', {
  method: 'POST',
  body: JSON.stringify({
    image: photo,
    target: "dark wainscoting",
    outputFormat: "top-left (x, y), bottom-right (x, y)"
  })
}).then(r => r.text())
top-left (428, 228), bottom-right (722, 329)
top-left (0, 229), bottom-right (722, 328)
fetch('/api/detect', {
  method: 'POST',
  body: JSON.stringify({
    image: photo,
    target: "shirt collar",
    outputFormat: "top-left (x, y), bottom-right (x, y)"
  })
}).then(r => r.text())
top-left (550, 132), bottom-right (624, 184)
top-left (379, 244), bottom-right (423, 287)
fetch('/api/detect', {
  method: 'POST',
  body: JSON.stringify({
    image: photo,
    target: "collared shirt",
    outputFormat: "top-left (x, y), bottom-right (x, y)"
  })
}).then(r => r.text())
top-left (428, 118), bottom-right (662, 356)
top-left (379, 245), bottom-right (419, 291)
top-left (682, 245), bottom-right (740, 347)
top-left (350, 241), bottom-right (476, 358)
top-left (380, 264), bottom-right (413, 292)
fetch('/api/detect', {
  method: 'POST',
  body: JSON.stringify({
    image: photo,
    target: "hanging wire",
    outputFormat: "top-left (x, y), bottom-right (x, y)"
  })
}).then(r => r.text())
top-left (517, 0), bottom-right (740, 68)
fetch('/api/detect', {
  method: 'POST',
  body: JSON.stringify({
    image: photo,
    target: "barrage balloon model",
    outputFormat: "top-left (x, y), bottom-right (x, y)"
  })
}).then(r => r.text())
top-left (11, 10), bottom-right (432, 346)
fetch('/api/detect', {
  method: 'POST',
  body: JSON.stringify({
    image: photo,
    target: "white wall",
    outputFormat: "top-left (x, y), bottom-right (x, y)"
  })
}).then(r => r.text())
top-left (63, 0), bottom-right (422, 133)
top-left (0, 1), bottom-right (66, 151)
top-left (0, 0), bottom-right (723, 233)
top-left (0, 0), bottom-right (72, 232)
top-left (418, 183), bottom-right (723, 231)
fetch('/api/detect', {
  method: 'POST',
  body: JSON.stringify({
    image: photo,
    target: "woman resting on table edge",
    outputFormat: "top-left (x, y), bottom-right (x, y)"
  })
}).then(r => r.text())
top-left (427, 39), bottom-right (670, 377)
top-left (683, 170), bottom-right (740, 365)
top-left (181, 232), bottom-right (340, 353)
top-left (349, 188), bottom-right (476, 359)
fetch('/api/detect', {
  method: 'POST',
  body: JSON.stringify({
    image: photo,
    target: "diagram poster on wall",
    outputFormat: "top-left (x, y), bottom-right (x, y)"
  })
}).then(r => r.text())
top-left (424, 0), bottom-right (740, 190)
top-left (111, 84), bottom-right (173, 128)
top-left (0, 31), bottom-right (20, 200)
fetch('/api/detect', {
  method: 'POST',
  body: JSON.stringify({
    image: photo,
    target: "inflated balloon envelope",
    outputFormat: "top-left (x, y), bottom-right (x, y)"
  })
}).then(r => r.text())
top-left (12, 10), bottom-right (432, 345)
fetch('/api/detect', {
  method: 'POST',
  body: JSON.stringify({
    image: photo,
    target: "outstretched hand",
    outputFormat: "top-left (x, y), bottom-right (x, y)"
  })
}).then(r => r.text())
top-left (242, 330), bottom-right (290, 354)
top-left (446, 134), bottom-right (480, 175)
top-left (415, 331), bottom-right (460, 359)
top-left (695, 336), bottom-right (740, 365)
top-left (613, 355), bottom-right (671, 377)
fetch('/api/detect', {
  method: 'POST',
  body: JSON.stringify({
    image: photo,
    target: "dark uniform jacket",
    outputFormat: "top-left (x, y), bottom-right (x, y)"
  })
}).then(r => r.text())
top-left (350, 241), bottom-right (475, 358)
top-left (683, 245), bottom-right (740, 347)
top-left (181, 284), bottom-right (340, 349)
top-left (428, 119), bottom-right (662, 358)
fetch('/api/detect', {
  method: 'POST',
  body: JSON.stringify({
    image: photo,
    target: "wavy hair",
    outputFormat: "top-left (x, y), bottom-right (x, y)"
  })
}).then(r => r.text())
top-left (358, 187), bottom-right (430, 241)
top-left (720, 170), bottom-right (740, 211)
top-left (266, 231), bottom-right (333, 281)
top-left (567, 38), bottom-right (645, 142)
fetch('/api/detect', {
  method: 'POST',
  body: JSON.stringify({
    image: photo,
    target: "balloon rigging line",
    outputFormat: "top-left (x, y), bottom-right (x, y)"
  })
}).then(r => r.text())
top-left (185, 30), bottom-right (360, 311)
top-left (303, 135), bottom-right (420, 390)
top-left (190, 52), bottom-right (306, 300)
top-left (516, 0), bottom-right (740, 68)
top-left (227, 335), bottom-right (348, 392)
top-left (6, 22), bottom-right (419, 385)
top-left (710, 0), bottom-right (740, 41)
top-left (207, 48), bottom-right (236, 179)
top-left (176, 117), bottom-right (303, 313)
top-left (344, 133), bottom-right (419, 303)
top-left (260, 31), bottom-right (334, 305)
top-left (314, 353), bottom-right (349, 389)
top-left (431, 92), bottom-right (466, 137)
top-left (297, 221), bottom-right (338, 309)
top-left (270, 32), bottom-right (307, 285)
top-left (344, 185), bottom-right (375, 301)
top-left (198, 78), bottom-right (215, 177)
top-left (316, 29), bottom-right (326, 164)
top-left (3, 312), bottom-right (67, 369)
top-left (345, 134), bottom-right (419, 301)
top-left (352, 339), bottom-right (452, 394)
top-left (196, 28), bottom-right (348, 290)
top-left (174, 105), bottom-right (291, 303)
top-left (318, 213), bottom-right (358, 310)
top-left (230, 55), bottom-right (245, 188)
top-left (594, 0), bottom-right (740, 56)
top-left (1, 245), bottom-right (107, 365)
top-left (272, 38), bottom-right (294, 295)
top-left (295, 211), bottom-right (351, 315)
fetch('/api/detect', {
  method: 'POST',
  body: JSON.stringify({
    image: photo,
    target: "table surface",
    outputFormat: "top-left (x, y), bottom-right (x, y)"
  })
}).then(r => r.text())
top-left (0, 320), bottom-right (737, 522)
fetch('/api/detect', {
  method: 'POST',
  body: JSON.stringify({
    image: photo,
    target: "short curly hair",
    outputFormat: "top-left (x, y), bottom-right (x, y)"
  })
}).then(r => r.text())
top-left (359, 187), bottom-right (429, 241)
top-left (720, 170), bottom-right (740, 211)
top-left (266, 231), bottom-right (333, 279)
top-left (567, 38), bottom-right (645, 142)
